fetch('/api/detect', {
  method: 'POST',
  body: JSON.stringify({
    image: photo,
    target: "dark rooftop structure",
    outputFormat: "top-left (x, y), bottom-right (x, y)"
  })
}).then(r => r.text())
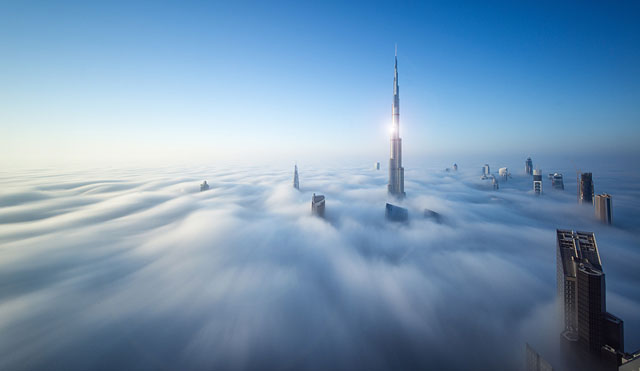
top-left (386, 203), bottom-right (408, 222)
top-left (423, 209), bottom-right (443, 223)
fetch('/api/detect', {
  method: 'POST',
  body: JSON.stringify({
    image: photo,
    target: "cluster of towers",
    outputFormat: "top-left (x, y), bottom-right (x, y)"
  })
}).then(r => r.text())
top-left (577, 172), bottom-right (612, 224)
top-left (481, 157), bottom-right (613, 225)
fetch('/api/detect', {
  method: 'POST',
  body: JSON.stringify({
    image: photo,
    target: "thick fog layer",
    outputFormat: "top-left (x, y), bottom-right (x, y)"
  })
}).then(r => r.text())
top-left (1, 162), bottom-right (639, 370)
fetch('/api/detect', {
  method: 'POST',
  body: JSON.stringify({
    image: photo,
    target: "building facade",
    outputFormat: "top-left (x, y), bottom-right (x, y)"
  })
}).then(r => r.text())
top-left (595, 194), bottom-right (612, 224)
top-left (552, 173), bottom-right (565, 190)
top-left (533, 169), bottom-right (543, 194)
top-left (311, 193), bottom-right (325, 217)
top-left (579, 172), bottom-right (594, 204)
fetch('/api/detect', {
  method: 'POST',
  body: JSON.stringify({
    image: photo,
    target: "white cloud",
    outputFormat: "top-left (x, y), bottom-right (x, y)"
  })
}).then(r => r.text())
top-left (1, 163), bottom-right (639, 370)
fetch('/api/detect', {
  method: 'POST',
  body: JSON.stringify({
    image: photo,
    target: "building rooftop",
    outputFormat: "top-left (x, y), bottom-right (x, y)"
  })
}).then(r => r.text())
top-left (557, 229), bottom-right (602, 276)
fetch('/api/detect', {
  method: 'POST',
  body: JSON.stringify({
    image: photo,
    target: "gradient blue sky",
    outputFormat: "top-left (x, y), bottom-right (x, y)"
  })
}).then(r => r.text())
top-left (1, 0), bottom-right (639, 167)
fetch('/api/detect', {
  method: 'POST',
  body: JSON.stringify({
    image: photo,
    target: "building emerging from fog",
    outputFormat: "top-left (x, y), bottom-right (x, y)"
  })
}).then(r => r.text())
top-left (491, 175), bottom-right (499, 190)
top-left (556, 229), bottom-right (626, 370)
top-left (311, 193), bottom-right (325, 218)
top-left (578, 172), bottom-right (594, 204)
top-left (388, 47), bottom-right (405, 198)
top-left (595, 194), bottom-right (612, 225)
top-left (200, 181), bottom-right (209, 192)
top-left (526, 343), bottom-right (553, 371)
top-left (385, 203), bottom-right (408, 222)
top-left (293, 165), bottom-right (300, 190)
top-left (533, 169), bottom-right (543, 195)
top-left (552, 173), bottom-right (565, 190)
top-left (375, 162), bottom-right (380, 170)
top-left (526, 157), bottom-right (533, 175)
top-left (483, 164), bottom-right (490, 177)
top-left (499, 167), bottom-right (509, 180)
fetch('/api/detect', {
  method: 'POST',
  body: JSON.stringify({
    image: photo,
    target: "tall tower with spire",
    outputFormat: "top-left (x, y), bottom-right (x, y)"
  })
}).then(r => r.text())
top-left (293, 164), bottom-right (300, 190)
top-left (388, 46), bottom-right (405, 198)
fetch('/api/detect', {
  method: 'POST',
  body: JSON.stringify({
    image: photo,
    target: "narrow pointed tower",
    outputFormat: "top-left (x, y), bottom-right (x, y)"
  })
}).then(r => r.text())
top-left (388, 46), bottom-right (405, 198)
top-left (293, 164), bottom-right (300, 190)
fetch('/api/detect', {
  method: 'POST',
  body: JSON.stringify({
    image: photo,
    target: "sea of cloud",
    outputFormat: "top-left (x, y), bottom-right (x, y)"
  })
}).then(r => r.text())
top-left (1, 161), bottom-right (639, 370)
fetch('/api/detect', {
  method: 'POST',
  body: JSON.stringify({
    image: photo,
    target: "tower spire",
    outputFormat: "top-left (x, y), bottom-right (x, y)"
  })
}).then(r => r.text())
top-left (388, 46), bottom-right (405, 198)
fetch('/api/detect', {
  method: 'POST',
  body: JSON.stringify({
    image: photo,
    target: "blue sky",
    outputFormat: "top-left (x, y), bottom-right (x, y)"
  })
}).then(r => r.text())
top-left (1, 0), bottom-right (639, 167)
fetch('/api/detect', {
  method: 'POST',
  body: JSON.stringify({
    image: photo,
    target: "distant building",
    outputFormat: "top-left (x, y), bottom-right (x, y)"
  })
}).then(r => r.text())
top-left (293, 164), bottom-right (300, 190)
top-left (579, 172), bottom-right (594, 204)
top-left (483, 164), bottom-right (490, 177)
top-left (556, 230), bottom-right (624, 359)
top-left (491, 175), bottom-right (499, 190)
top-left (499, 167), bottom-right (509, 180)
top-left (552, 173), bottom-right (565, 190)
top-left (385, 203), bottom-right (408, 222)
top-left (533, 169), bottom-right (543, 195)
top-left (595, 194), bottom-right (612, 225)
top-left (200, 181), bottom-right (209, 192)
top-left (526, 343), bottom-right (553, 371)
top-left (311, 193), bottom-right (325, 218)
top-left (423, 209), bottom-right (443, 223)
top-left (375, 162), bottom-right (380, 170)
top-left (453, 163), bottom-right (458, 171)
top-left (526, 157), bottom-right (533, 175)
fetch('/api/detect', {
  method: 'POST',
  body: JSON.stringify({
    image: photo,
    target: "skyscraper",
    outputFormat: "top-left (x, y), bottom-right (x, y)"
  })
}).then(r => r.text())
top-left (385, 203), bottom-right (408, 222)
top-left (579, 172), bottom-right (594, 204)
top-left (526, 343), bottom-right (553, 371)
top-left (491, 175), bottom-right (499, 190)
top-left (293, 164), bottom-right (300, 190)
top-left (552, 173), bottom-right (565, 190)
top-left (311, 193), bottom-right (325, 218)
top-left (595, 194), bottom-right (612, 224)
top-left (533, 169), bottom-right (543, 194)
top-left (556, 230), bottom-right (624, 357)
top-left (577, 262), bottom-right (606, 353)
top-left (483, 164), bottom-right (490, 177)
top-left (499, 167), bottom-right (509, 180)
top-left (388, 47), bottom-right (405, 198)
top-left (526, 157), bottom-right (533, 175)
